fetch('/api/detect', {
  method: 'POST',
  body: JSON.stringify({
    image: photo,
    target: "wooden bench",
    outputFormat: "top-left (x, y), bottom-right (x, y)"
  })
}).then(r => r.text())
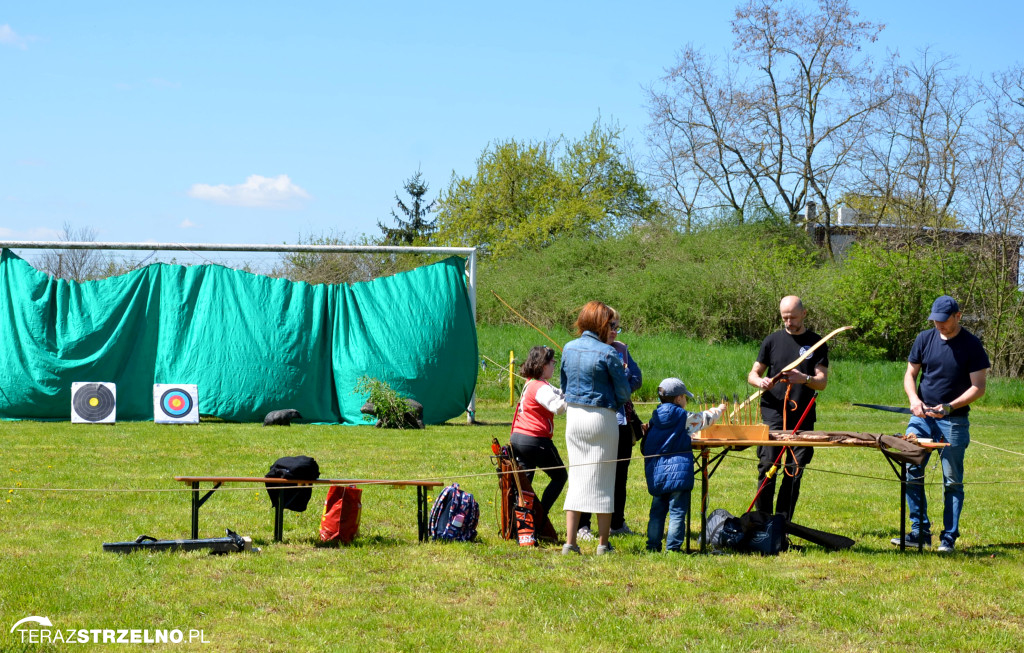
top-left (173, 477), bottom-right (443, 543)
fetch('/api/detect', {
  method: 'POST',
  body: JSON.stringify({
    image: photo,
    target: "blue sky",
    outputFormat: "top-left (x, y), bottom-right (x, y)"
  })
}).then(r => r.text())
top-left (2, 1), bottom-right (1022, 252)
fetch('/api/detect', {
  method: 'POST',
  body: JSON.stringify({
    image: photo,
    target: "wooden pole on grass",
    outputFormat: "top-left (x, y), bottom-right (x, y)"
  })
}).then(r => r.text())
top-left (509, 350), bottom-right (515, 407)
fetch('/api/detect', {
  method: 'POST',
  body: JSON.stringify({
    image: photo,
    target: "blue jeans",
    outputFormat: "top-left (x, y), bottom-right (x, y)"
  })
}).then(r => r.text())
top-left (904, 415), bottom-right (970, 544)
top-left (646, 490), bottom-right (689, 552)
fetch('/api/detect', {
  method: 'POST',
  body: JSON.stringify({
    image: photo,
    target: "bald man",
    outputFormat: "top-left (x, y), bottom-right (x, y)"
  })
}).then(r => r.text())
top-left (746, 296), bottom-right (829, 519)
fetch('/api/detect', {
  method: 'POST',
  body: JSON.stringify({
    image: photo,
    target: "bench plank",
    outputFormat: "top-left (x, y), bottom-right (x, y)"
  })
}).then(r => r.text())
top-left (175, 476), bottom-right (443, 543)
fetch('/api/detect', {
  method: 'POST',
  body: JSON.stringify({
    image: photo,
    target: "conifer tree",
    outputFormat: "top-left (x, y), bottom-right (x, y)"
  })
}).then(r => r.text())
top-left (378, 170), bottom-right (438, 245)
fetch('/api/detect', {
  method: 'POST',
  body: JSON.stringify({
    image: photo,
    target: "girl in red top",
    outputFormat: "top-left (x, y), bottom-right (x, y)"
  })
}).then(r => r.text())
top-left (510, 346), bottom-right (568, 517)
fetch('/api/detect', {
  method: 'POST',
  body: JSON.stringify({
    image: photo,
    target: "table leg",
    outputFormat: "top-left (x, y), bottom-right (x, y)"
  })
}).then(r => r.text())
top-left (900, 463), bottom-right (907, 553)
top-left (417, 486), bottom-right (428, 542)
top-left (274, 499), bottom-right (284, 542)
top-left (881, 449), bottom-right (921, 554)
top-left (190, 482), bottom-right (200, 539)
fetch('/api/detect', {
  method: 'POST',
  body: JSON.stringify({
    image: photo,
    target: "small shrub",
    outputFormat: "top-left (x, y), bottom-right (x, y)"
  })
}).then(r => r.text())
top-left (354, 376), bottom-right (412, 429)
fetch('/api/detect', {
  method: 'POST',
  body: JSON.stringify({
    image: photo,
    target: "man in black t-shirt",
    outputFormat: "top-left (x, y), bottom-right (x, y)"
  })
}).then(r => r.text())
top-left (746, 296), bottom-right (829, 518)
top-left (893, 295), bottom-right (989, 553)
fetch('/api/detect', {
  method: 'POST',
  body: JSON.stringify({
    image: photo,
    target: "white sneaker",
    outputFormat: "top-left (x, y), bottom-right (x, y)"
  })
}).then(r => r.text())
top-left (577, 526), bottom-right (597, 541)
top-left (596, 544), bottom-right (615, 555)
top-left (610, 524), bottom-right (635, 536)
top-left (561, 543), bottom-right (581, 555)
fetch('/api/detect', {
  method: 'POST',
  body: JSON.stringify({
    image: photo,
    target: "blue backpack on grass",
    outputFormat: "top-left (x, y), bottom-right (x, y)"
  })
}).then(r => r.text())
top-left (428, 483), bottom-right (479, 542)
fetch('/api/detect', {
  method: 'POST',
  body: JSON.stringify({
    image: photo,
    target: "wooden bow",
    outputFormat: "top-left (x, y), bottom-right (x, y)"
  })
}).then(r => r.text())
top-left (730, 325), bottom-right (854, 421)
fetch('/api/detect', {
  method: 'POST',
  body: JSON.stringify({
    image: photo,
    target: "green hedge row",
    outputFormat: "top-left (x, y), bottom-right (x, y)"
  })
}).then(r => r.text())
top-left (475, 222), bottom-right (1022, 375)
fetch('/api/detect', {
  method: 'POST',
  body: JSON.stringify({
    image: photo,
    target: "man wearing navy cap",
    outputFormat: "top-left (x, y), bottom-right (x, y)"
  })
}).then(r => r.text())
top-left (893, 295), bottom-right (990, 552)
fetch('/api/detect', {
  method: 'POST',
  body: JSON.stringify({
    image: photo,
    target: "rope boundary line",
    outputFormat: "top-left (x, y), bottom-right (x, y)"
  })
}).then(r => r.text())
top-left (6, 438), bottom-right (1024, 495)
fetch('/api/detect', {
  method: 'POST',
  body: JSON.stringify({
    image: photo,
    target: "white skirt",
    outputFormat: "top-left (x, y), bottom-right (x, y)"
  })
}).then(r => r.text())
top-left (562, 403), bottom-right (619, 514)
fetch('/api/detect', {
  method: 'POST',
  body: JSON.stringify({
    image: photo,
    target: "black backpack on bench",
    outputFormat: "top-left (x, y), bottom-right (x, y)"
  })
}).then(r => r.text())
top-left (265, 456), bottom-right (320, 512)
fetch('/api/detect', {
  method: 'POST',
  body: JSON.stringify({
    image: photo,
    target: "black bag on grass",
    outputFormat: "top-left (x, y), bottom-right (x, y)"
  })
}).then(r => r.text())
top-left (707, 508), bottom-right (787, 555)
top-left (738, 510), bottom-right (787, 555)
top-left (265, 456), bottom-right (320, 512)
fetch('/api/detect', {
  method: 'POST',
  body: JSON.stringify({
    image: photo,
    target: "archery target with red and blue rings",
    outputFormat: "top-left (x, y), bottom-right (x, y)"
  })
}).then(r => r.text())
top-left (153, 384), bottom-right (199, 424)
top-left (71, 382), bottom-right (117, 424)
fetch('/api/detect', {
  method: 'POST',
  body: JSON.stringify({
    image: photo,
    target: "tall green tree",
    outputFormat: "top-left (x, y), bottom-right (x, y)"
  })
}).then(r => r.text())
top-left (433, 121), bottom-right (659, 257)
top-left (378, 170), bottom-right (438, 245)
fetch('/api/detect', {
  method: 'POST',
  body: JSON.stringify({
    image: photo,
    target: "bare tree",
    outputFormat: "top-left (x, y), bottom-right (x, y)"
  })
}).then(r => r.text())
top-left (39, 223), bottom-right (102, 281)
top-left (845, 58), bottom-right (1024, 375)
top-left (646, 4), bottom-right (1024, 374)
top-left (839, 49), bottom-right (981, 308)
top-left (646, 47), bottom-right (751, 230)
top-left (848, 50), bottom-right (978, 231)
top-left (646, 0), bottom-right (891, 253)
top-left (961, 64), bottom-right (1024, 376)
top-left (275, 232), bottom-right (420, 285)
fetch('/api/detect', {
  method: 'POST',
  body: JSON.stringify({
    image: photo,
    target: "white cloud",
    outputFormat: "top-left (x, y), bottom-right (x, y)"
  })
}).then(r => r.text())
top-left (0, 24), bottom-right (32, 49)
top-left (179, 219), bottom-right (196, 228)
top-left (187, 174), bottom-right (311, 208)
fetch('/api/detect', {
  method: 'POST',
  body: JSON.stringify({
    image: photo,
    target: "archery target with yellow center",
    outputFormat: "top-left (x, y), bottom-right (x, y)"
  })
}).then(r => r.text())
top-left (71, 382), bottom-right (117, 423)
top-left (153, 384), bottom-right (199, 424)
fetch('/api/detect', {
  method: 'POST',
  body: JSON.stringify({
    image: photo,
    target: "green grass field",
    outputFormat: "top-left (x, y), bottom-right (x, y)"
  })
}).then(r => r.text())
top-left (3, 326), bottom-right (1024, 652)
top-left (2, 403), bottom-right (1023, 652)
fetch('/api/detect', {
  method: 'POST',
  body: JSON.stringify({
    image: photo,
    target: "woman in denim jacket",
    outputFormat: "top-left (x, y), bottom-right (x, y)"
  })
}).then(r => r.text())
top-left (577, 307), bottom-right (643, 541)
top-left (559, 301), bottom-right (632, 555)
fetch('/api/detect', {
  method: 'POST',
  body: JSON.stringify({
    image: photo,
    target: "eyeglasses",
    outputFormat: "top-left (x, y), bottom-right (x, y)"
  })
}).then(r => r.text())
top-left (609, 322), bottom-right (621, 334)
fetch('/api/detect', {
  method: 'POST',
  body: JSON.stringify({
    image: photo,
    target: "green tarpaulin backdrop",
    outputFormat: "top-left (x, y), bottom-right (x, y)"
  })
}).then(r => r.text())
top-left (0, 250), bottom-right (477, 424)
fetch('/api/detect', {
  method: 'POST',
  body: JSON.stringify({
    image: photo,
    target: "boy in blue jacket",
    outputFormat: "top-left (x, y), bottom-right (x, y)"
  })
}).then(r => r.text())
top-left (643, 378), bottom-right (725, 552)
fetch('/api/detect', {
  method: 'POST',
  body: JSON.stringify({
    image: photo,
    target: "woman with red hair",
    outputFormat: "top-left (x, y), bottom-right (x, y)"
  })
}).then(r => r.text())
top-left (558, 301), bottom-right (632, 555)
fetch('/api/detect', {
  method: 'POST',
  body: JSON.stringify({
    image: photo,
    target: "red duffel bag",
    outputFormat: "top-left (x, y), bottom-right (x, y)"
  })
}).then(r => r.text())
top-left (319, 486), bottom-right (362, 543)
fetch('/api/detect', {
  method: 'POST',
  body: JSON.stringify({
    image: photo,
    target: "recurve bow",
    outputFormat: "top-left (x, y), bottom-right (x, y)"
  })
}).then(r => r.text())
top-left (730, 325), bottom-right (854, 421)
